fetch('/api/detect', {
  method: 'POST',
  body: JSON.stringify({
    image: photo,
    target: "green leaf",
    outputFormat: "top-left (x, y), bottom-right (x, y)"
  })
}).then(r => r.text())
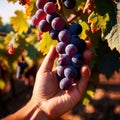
top-left (88, 0), bottom-right (116, 37)
top-left (88, 11), bottom-right (110, 35)
top-left (39, 32), bottom-right (57, 55)
top-left (96, 45), bottom-right (120, 78)
top-left (10, 10), bottom-right (29, 34)
top-left (26, 44), bottom-right (39, 59)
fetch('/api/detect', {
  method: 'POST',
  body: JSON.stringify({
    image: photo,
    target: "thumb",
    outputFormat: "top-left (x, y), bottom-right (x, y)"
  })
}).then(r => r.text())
top-left (39, 46), bottom-right (58, 72)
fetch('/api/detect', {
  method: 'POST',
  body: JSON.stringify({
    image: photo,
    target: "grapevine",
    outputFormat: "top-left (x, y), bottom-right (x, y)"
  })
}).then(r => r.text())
top-left (0, 0), bottom-right (120, 106)
top-left (32, 0), bottom-right (88, 90)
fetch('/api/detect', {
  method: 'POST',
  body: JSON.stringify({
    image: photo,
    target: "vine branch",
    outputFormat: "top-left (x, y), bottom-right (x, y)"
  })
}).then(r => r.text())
top-left (0, 32), bottom-right (7, 37)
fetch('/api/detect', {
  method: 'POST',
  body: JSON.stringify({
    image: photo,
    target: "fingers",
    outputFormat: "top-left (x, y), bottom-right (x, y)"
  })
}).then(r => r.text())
top-left (39, 46), bottom-right (58, 72)
top-left (77, 65), bottom-right (91, 97)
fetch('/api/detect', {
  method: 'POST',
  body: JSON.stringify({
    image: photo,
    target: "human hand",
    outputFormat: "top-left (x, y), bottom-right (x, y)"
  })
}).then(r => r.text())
top-left (31, 45), bottom-right (91, 119)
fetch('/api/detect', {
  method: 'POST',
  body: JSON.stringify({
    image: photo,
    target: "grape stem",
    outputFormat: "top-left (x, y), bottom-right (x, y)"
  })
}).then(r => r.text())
top-left (67, 9), bottom-right (83, 23)
top-left (57, 0), bottom-right (62, 11)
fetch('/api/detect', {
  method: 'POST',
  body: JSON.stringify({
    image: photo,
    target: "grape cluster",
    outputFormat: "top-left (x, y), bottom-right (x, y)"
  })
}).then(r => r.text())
top-left (18, 0), bottom-right (27, 6)
top-left (16, 56), bottom-right (28, 79)
top-left (32, 0), bottom-right (87, 90)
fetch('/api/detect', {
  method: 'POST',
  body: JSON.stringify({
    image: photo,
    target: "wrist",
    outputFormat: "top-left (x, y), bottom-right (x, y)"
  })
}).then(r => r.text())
top-left (26, 99), bottom-right (52, 120)
top-left (2, 99), bottom-right (52, 120)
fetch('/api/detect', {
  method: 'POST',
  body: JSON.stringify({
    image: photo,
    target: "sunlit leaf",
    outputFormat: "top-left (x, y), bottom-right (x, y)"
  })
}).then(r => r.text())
top-left (79, 21), bottom-right (90, 39)
top-left (105, 2), bottom-right (120, 53)
top-left (88, 12), bottom-right (110, 35)
top-left (0, 79), bottom-right (6, 90)
top-left (0, 17), bottom-right (3, 26)
top-left (39, 32), bottom-right (57, 55)
top-left (7, 0), bottom-right (17, 3)
top-left (10, 10), bottom-right (29, 34)
top-left (25, 0), bottom-right (37, 18)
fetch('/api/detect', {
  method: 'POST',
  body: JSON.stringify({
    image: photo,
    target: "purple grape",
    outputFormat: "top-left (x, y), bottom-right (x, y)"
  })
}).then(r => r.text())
top-left (58, 29), bottom-right (71, 43)
top-left (72, 54), bottom-right (83, 68)
top-left (59, 77), bottom-right (72, 90)
top-left (49, 29), bottom-right (59, 40)
top-left (69, 23), bottom-right (82, 35)
top-left (63, 0), bottom-right (76, 9)
top-left (57, 54), bottom-right (71, 66)
top-left (57, 66), bottom-right (65, 78)
top-left (46, 13), bottom-right (60, 23)
top-left (44, 2), bottom-right (57, 14)
top-left (36, 0), bottom-right (49, 9)
top-left (64, 66), bottom-right (77, 79)
top-left (65, 44), bottom-right (78, 57)
top-left (31, 15), bottom-right (39, 26)
top-left (35, 9), bottom-right (46, 21)
top-left (38, 20), bottom-right (51, 32)
top-left (56, 41), bottom-right (67, 54)
top-left (70, 35), bottom-right (87, 52)
top-left (51, 17), bottom-right (65, 31)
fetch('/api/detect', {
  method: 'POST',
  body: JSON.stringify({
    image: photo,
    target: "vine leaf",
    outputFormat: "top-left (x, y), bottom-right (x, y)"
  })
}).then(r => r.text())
top-left (25, 0), bottom-right (37, 18)
top-left (79, 21), bottom-right (90, 39)
top-left (88, 12), bottom-right (110, 34)
top-left (39, 32), bottom-right (57, 55)
top-left (0, 17), bottom-right (3, 26)
top-left (7, 0), bottom-right (17, 3)
top-left (105, 2), bottom-right (120, 53)
top-left (10, 10), bottom-right (29, 34)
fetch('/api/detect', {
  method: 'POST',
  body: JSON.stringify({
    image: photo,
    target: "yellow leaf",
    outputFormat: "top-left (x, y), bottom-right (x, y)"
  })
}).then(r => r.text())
top-left (10, 10), bottom-right (29, 34)
top-left (25, 0), bottom-right (37, 18)
top-left (0, 79), bottom-right (6, 90)
top-left (7, 0), bottom-right (17, 3)
top-left (79, 21), bottom-right (90, 39)
top-left (39, 32), bottom-right (57, 55)
top-left (0, 17), bottom-right (3, 26)
top-left (83, 98), bottom-right (90, 106)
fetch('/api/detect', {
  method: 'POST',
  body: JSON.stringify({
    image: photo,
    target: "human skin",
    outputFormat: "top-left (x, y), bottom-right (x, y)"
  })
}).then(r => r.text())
top-left (3, 46), bottom-right (91, 120)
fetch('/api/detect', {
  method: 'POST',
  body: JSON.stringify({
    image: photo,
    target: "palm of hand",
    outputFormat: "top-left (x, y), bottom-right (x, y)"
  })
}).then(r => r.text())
top-left (31, 46), bottom-right (90, 119)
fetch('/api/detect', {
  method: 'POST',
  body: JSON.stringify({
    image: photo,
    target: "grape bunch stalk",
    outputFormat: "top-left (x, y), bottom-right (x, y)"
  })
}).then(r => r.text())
top-left (32, 0), bottom-right (87, 90)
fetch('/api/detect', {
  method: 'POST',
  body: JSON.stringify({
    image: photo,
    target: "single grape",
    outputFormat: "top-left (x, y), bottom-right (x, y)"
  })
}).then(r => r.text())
top-left (69, 23), bottom-right (82, 35)
top-left (63, 0), bottom-right (76, 9)
top-left (49, 29), bottom-right (59, 40)
top-left (46, 13), bottom-right (60, 23)
top-left (44, 2), bottom-right (57, 14)
top-left (58, 29), bottom-right (71, 43)
top-left (38, 20), bottom-right (51, 32)
top-left (31, 15), bottom-right (39, 26)
top-left (36, 0), bottom-right (49, 9)
top-left (56, 41), bottom-right (67, 54)
top-left (59, 77), bottom-right (72, 90)
top-left (70, 35), bottom-right (87, 52)
top-left (57, 54), bottom-right (71, 66)
top-left (57, 66), bottom-right (65, 78)
top-left (16, 62), bottom-right (28, 79)
top-left (72, 53), bottom-right (83, 68)
top-left (35, 9), bottom-right (46, 21)
top-left (65, 44), bottom-right (78, 57)
top-left (37, 31), bottom-right (43, 41)
top-left (51, 17), bottom-right (65, 31)
top-left (8, 44), bottom-right (16, 55)
top-left (64, 66), bottom-right (77, 79)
